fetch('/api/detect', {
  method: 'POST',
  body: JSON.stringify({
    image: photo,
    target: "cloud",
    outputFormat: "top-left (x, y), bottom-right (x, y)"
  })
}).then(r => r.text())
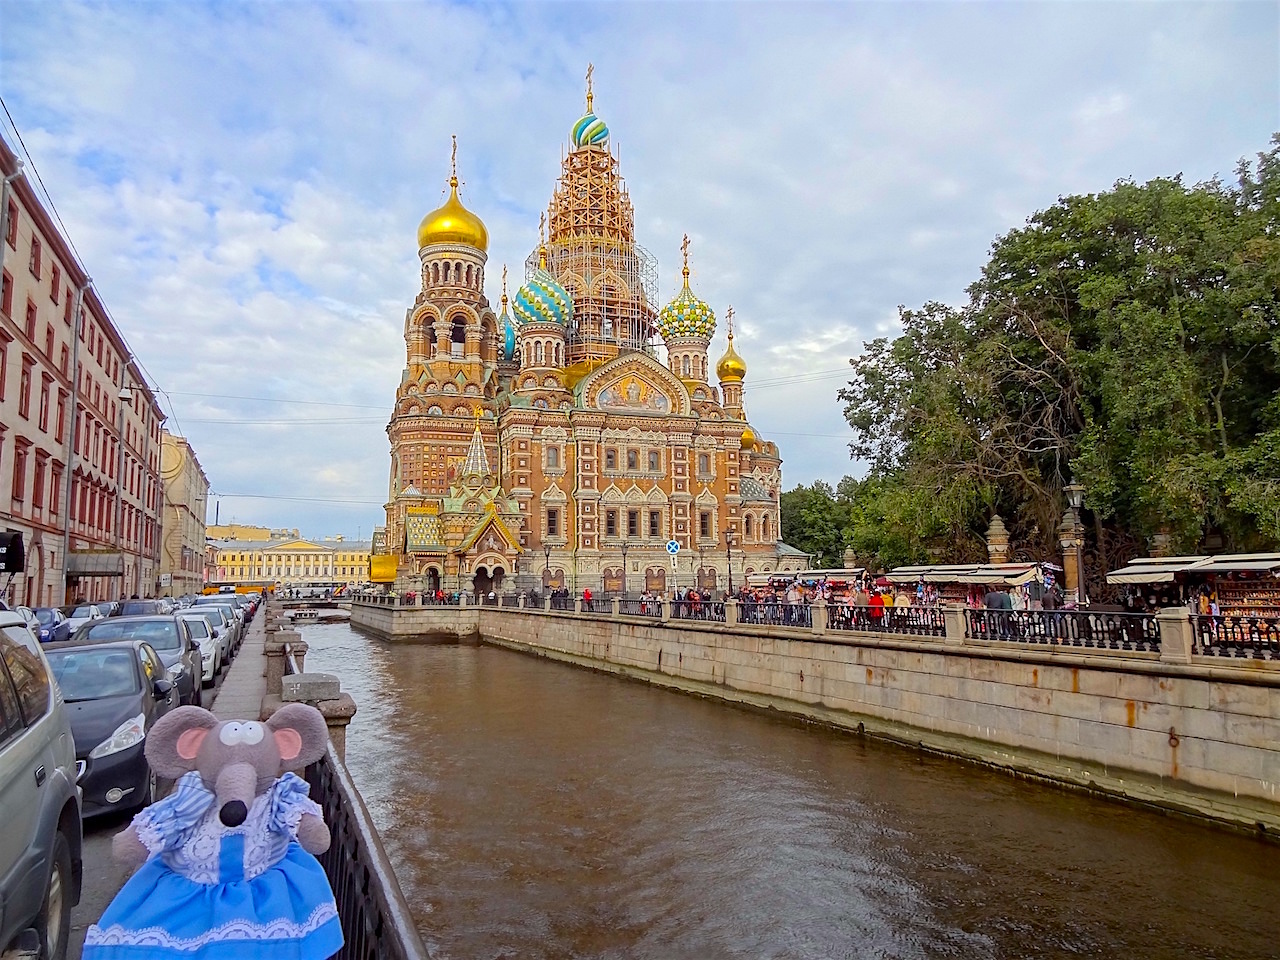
top-left (1, 0), bottom-right (1275, 536)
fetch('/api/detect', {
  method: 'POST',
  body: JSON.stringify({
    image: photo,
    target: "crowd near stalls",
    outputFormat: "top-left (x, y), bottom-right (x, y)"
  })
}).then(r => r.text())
top-left (1106, 554), bottom-right (1280, 617)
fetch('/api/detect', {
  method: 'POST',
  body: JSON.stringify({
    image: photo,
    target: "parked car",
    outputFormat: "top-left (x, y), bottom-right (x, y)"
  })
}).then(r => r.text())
top-left (14, 605), bottom-right (42, 638)
top-left (33, 608), bottom-right (72, 644)
top-left (192, 599), bottom-right (244, 653)
top-left (180, 608), bottom-right (234, 667)
top-left (0, 609), bottom-right (83, 960)
top-left (70, 617), bottom-right (202, 709)
top-left (176, 613), bottom-right (220, 688)
top-left (63, 602), bottom-right (108, 634)
top-left (43, 638), bottom-right (176, 817)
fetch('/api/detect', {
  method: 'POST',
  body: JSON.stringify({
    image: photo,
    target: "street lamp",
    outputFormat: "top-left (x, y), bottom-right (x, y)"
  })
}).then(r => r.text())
top-left (543, 544), bottom-right (551, 591)
top-left (1061, 482), bottom-right (1087, 606)
top-left (1065, 482), bottom-right (1085, 512)
top-left (115, 384), bottom-right (140, 596)
top-left (619, 540), bottom-right (628, 598)
top-left (725, 531), bottom-right (735, 597)
top-left (697, 544), bottom-right (705, 594)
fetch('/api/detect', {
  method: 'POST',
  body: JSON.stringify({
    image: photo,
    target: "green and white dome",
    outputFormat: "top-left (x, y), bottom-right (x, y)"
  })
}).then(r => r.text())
top-left (657, 266), bottom-right (716, 341)
top-left (514, 259), bottom-right (573, 326)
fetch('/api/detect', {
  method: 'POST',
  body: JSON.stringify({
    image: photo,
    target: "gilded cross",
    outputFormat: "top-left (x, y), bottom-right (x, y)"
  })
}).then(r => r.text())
top-left (681, 233), bottom-right (690, 267)
top-left (450, 134), bottom-right (457, 179)
top-left (726, 305), bottom-right (735, 335)
top-left (586, 63), bottom-right (594, 110)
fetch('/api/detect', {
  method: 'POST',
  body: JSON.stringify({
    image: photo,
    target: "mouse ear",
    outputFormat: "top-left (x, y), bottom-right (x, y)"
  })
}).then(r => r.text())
top-left (265, 703), bottom-right (329, 770)
top-left (146, 706), bottom-right (219, 779)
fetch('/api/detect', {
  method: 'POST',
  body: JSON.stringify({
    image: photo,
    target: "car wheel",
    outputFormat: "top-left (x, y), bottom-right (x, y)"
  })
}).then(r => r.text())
top-left (38, 830), bottom-right (72, 960)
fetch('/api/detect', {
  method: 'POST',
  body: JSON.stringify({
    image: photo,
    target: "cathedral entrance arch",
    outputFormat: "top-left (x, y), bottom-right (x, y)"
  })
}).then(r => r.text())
top-left (472, 561), bottom-right (506, 601)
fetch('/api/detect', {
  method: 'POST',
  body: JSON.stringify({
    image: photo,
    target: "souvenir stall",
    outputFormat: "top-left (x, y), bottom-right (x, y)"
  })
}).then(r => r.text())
top-left (886, 562), bottom-right (1062, 608)
top-left (1106, 554), bottom-right (1280, 615)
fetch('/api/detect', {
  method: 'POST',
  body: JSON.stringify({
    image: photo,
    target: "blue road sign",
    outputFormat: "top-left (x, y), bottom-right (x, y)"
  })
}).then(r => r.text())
top-left (665, 539), bottom-right (681, 555)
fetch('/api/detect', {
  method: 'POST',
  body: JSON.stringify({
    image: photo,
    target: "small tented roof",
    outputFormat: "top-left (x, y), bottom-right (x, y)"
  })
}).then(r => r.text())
top-left (886, 562), bottom-right (1057, 587)
top-left (1106, 553), bottom-right (1280, 584)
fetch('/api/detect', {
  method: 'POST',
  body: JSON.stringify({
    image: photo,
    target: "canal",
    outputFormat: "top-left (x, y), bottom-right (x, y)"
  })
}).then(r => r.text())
top-left (301, 622), bottom-right (1280, 959)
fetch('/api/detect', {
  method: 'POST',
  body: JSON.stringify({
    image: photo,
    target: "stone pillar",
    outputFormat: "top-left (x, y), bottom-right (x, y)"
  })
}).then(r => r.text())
top-left (812, 600), bottom-right (827, 636)
top-left (1150, 531), bottom-right (1174, 558)
top-left (943, 604), bottom-right (967, 645)
top-left (459, 593), bottom-right (468, 608)
top-left (611, 597), bottom-right (620, 617)
top-left (660, 600), bottom-right (671, 623)
top-left (518, 595), bottom-right (526, 609)
top-left (725, 598), bottom-right (738, 626)
top-left (264, 630), bottom-right (299, 693)
top-left (543, 596), bottom-right (551, 612)
top-left (1157, 607), bottom-right (1194, 664)
top-left (574, 597), bottom-right (583, 614)
top-left (278, 673), bottom-right (358, 764)
top-left (1058, 510), bottom-right (1086, 606)
top-left (986, 514), bottom-right (1010, 565)
top-left (291, 638), bottom-right (309, 674)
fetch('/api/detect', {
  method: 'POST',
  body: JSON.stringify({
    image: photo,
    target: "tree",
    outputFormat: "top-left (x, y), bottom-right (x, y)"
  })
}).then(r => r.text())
top-left (840, 136), bottom-right (1280, 579)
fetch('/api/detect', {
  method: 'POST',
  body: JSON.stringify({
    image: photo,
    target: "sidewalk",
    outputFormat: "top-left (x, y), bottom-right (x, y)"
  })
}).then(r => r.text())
top-left (210, 604), bottom-right (268, 720)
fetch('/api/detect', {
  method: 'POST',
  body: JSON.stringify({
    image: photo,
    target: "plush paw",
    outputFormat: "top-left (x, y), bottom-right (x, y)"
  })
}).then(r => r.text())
top-left (295, 812), bottom-right (331, 855)
top-left (112, 826), bottom-right (150, 870)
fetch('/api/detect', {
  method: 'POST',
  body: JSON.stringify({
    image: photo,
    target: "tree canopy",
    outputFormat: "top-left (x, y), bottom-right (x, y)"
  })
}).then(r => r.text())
top-left (830, 136), bottom-right (1280, 582)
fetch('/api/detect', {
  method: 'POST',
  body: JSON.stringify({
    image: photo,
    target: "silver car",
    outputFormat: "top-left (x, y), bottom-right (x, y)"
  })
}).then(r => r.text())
top-left (64, 603), bottom-right (107, 634)
top-left (0, 610), bottom-right (82, 959)
top-left (191, 600), bottom-right (243, 653)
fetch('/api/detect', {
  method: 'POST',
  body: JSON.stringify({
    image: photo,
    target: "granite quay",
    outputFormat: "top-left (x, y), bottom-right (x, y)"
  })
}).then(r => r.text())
top-left (351, 593), bottom-right (1280, 835)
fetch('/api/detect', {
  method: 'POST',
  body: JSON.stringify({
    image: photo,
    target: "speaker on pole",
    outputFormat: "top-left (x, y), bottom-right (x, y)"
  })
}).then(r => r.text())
top-left (0, 532), bottom-right (25, 573)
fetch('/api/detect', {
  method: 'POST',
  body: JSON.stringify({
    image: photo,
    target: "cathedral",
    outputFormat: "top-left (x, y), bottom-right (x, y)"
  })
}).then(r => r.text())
top-left (377, 78), bottom-right (807, 596)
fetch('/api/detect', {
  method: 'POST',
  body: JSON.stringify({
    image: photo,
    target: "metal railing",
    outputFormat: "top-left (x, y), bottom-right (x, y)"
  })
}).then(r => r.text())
top-left (736, 602), bottom-right (812, 629)
top-left (826, 604), bottom-right (946, 637)
top-left (1191, 614), bottom-right (1280, 660)
top-left (618, 598), bottom-right (661, 617)
top-left (670, 599), bottom-right (726, 623)
top-left (283, 648), bottom-right (429, 960)
top-left (963, 608), bottom-right (1160, 652)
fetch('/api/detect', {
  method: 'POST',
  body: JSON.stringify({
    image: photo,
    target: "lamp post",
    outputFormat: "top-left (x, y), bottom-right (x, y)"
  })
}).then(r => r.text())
top-left (619, 540), bottom-right (628, 598)
top-left (725, 531), bottom-right (735, 597)
top-left (115, 383), bottom-right (140, 596)
top-left (697, 544), bottom-right (705, 594)
top-left (543, 544), bottom-right (551, 592)
top-left (1061, 482), bottom-right (1087, 607)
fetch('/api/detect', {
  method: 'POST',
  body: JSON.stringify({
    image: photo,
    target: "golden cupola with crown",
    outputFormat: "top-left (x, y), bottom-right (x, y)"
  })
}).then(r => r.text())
top-left (417, 141), bottom-right (489, 252)
top-left (717, 305), bottom-right (748, 417)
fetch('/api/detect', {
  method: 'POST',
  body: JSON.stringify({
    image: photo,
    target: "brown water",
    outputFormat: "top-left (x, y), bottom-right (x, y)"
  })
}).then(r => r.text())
top-left (300, 623), bottom-right (1280, 960)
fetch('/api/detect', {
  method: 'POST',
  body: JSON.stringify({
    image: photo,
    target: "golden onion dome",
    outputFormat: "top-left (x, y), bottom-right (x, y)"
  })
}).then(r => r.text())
top-left (716, 332), bottom-right (747, 382)
top-left (417, 175), bottom-right (489, 252)
top-left (740, 426), bottom-right (757, 450)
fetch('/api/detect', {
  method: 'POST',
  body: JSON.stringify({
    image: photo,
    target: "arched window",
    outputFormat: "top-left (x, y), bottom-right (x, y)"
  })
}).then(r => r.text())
top-left (465, 264), bottom-right (472, 286)
top-left (443, 262), bottom-right (451, 283)
top-left (682, 356), bottom-right (692, 377)
top-left (762, 515), bottom-right (770, 540)
top-left (536, 342), bottom-right (545, 365)
top-left (745, 514), bottom-right (754, 537)
top-left (431, 263), bottom-right (440, 285)
top-left (547, 446), bottom-right (560, 468)
top-left (553, 342), bottom-right (561, 366)
top-left (455, 262), bottom-right (463, 282)
top-left (451, 315), bottom-right (466, 357)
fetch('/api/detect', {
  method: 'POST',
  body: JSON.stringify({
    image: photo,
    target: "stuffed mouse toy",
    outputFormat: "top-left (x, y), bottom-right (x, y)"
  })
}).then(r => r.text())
top-left (82, 704), bottom-right (344, 959)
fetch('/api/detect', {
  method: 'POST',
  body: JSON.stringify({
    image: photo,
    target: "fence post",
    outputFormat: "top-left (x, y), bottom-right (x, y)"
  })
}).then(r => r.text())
top-left (277, 674), bottom-right (357, 764)
top-left (1157, 607), bottom-right (1193, 664)
top-left (611, 597), bottom-right (620, 617)
top-left (574, 597), bottom-right (583, 614)
top-left (812, 600), bottom-right (827, 636)
top-left (518, 595), bottom-right (525, 609)
top-left (544, 596), bottom-right (552, 612)
top-left (943, 605), bottom-right (966, 645)
top-left (725, 598), bottom-right (738, 627)
top-left (661, 599), bottom-right (671, 623)
top-left (459, 593), bottom-right (468, 609)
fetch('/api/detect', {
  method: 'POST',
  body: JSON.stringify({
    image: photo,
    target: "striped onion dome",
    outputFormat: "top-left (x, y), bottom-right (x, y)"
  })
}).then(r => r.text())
top-left (514, 259), bottom-right (573, 327)
top-left (500, 305), bottom-right (516, 361)
top-left (657, 270), bottom-right (716, 342)
top-left (571, 111), bottom-right (609, 149)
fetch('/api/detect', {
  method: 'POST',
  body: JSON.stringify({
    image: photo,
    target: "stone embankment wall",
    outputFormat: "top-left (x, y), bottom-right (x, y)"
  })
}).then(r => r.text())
top-left (350, 599), bottom-right (1280, 833)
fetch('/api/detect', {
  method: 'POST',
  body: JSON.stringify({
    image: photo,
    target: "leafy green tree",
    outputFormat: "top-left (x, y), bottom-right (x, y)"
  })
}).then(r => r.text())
top-left (840, 136), bottom-right (1280, 578)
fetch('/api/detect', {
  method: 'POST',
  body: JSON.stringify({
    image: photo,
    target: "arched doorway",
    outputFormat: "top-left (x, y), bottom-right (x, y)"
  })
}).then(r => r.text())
top-left (472, 564), bottom-right (506, 602)
top-left (25, 543), bottom-right (43, 607)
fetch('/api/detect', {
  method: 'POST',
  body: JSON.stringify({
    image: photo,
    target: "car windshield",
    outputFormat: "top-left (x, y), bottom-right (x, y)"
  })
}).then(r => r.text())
top-left (35, 609), bottom-right (56, 624)
top-left (119, 601), bottom-right (159, 616)
top-left (85, 620), bottom-right (181, 651)
top-left (70, 605), bottom-right (97, 618)
top-left (47, 648), bottom-right (140, 701)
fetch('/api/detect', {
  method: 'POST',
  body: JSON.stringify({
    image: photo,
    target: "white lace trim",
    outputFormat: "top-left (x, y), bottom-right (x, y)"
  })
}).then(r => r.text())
top-left (85, 901), bottom-right (338, 950)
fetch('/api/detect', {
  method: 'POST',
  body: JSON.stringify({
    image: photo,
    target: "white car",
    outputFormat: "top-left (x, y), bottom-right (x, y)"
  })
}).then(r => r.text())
top-left (180, 609), bottom-right (233, 665)
top-left (64, 603), bottom-right (107, 634)
top-left (177, 614), bottom-right (221, 687)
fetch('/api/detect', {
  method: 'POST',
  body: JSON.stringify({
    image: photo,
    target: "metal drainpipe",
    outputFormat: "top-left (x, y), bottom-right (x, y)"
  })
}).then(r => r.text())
top-left (59, 279), bottom-right (91, 603)
top-left (0, 164), bottom-right (24, 276)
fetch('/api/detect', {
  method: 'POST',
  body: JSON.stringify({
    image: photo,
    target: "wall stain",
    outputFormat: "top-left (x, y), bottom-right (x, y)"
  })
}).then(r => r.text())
top-left (1032, 668), bottom-right (1039, 688)
top-left (1071, 668), bottom-right (1079, 694)
top-left (1125, 701), bottom-right (1136, 727)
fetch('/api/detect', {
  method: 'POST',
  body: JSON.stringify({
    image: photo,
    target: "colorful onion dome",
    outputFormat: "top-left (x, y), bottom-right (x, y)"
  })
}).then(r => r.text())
top-left (499, 268), bottom-right (516, 361)
top-left (514, 250), bottom-right (573, 326)
top-left (717, 332), bottom-right (747, 382)
top-left (572, 111), bottom-right (609, 149)
top-left (418, 174), bottom-right (488, 251)
top-left (657, 237), bottom-right (716, 341)
top-left (740, 426), bottom-right (757, 450)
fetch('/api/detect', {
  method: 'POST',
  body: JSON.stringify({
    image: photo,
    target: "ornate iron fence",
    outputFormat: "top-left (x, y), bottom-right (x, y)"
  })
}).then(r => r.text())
top-left (736, 602), bottom-right (812, 629)
top-left (1191, 614), bottom-right (1280, 660)
top-left (963, 609), bottom-right (1160, 652)
top-left (826, 604), bottom-right (946, 637)
top-left (618, 598), bottom-right (661, 617)
top-left (670, 599), bottom-right (726, 623)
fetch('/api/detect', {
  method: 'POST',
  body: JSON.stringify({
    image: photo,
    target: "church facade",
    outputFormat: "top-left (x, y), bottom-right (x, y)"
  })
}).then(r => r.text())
top-left (379, 81), bottom-right (807, 596)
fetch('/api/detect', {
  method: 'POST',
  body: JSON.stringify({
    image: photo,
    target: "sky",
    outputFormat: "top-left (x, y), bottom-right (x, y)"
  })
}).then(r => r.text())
top-left (1, 1), bottom-right (1276, 540)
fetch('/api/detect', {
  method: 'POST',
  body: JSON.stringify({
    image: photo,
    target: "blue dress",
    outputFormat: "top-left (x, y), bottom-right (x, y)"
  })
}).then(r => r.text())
top-left (83, 772), bottom-right (344, 960)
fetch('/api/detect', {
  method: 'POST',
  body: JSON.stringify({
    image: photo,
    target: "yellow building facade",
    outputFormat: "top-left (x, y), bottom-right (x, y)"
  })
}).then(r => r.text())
top-left (380, 81), bottom-right (808, 596)
top-left (212, 537), bottom-right (371, 590)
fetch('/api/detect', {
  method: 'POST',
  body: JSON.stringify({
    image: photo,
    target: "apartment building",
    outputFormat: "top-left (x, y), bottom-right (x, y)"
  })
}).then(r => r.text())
top-left (160, 430), bottom-right (209, 596)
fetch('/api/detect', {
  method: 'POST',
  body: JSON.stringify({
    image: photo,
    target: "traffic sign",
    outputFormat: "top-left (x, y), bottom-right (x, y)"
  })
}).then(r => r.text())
top-left (665, 539), bottom-right (681, 555)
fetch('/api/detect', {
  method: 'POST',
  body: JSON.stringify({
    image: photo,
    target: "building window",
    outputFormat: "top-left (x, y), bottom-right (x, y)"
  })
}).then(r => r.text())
top-left (0, 339), bottom-right (6, 401)
top-left (698, 453), bottom-right (711, 475)
top-left (63, 295), bottom-right (72, 325)
top-left (647, 451), bottom-right (660, 472)
top-left (546, 446), bottom-right (559, 469)
top-left (38, 378), bottom-right (49, 431)
top-left (546, 508), bottom-right (560, 537)
top-left (18, 358), bottom-right (33, 418)
top-left (50, 264), bottom-right (61, 302)
top-left (627, 509), bottom-right (639, 538)
top-left (29, 237), bottom-right (41, 278)
top-left (25, 300), bottom-right (36, 340)
top-left (700, 511), bottom-right (711, 538)
top-left (55, 393), bottom-right (65, 442)
top-left (1, 270), bottom-right (11, 317)
top-left (4, 199), bottom-right (16, 247)
top-left (50, 465), bottom-right (61, 515)
top-left (605, 448), bottom-right (617, 470)
top-left (43, 325), bottom-right (52, 358)
top-left (745, 515), bottom-right (754, 537)
top-left (58, 344), bottom-right (67, 375)
top-left (648, 510), bottom-right (660, 538)
top-left (626, 449), bottom-right (638, 470)
top-left (762, 515), bottom-right (771, 540)
top-left (605, 510), bottom-right (617, 537)
top-left (12, 445), bottom-right (27, 501)
top-left (32, 458), bottom-right (45, 510)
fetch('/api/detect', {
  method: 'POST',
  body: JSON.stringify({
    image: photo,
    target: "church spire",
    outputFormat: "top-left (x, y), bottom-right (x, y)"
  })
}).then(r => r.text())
top-left (461, 415), bottom-right (491, 483)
